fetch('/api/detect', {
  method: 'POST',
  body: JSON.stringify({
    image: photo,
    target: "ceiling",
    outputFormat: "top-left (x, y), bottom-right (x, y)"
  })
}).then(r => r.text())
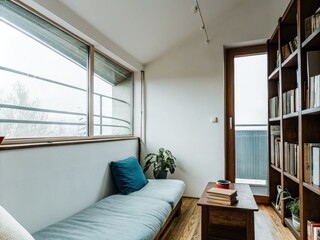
top-left (56, 0), bottom-right (247, 65)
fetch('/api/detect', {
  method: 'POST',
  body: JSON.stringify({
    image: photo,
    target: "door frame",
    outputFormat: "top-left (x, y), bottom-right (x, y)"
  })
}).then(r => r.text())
top-left (225, 44), bottom-right (268, 202)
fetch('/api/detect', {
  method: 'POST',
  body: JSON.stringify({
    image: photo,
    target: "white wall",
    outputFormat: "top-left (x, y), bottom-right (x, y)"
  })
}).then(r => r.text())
top-left (143, 0), bottom-right (290, 197)
top-left (0, 139), bottom-right (139, 233)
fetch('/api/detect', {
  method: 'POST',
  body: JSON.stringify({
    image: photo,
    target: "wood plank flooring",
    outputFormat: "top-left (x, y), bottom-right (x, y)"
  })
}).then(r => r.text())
top-left (159, 197), bottom-right (295, 240)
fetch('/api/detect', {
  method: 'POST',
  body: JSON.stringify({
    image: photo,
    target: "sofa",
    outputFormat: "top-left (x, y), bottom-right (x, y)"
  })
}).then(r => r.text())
top-left (30, 157), bottom-right (185, 240)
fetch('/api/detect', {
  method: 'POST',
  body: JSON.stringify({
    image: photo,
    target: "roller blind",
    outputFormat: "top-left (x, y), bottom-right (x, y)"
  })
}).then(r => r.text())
top-left (0, 0), bottom-right (88, 68)
top-left (0, 0), bottom-right (131, 85)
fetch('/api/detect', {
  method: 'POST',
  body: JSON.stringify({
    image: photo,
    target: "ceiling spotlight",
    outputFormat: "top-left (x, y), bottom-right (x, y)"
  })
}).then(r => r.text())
top-left (205, 39), bottom-right (211, 44)
top-left (193, 5), bottom-right (198, 14)
top-left (200, 25), bottom-right (205, 30)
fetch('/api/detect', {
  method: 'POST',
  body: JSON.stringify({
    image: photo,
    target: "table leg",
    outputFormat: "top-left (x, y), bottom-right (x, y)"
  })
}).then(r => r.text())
top-left (201, 207), bottom-right (209, 239)
top-left (246, 211), bottom-right (255, 240)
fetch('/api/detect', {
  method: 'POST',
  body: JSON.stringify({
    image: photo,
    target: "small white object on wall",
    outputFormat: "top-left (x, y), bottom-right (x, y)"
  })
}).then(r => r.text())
top-left (210, 117), bottom-right (218, 123)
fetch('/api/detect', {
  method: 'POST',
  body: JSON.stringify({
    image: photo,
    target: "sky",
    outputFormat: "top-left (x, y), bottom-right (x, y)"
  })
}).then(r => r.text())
top-left (234, 54), bottom-right (268, 130)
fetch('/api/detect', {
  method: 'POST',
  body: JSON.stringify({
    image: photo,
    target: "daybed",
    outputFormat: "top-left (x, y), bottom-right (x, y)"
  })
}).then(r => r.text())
top-left (31, 157), bottom-right (185, 240)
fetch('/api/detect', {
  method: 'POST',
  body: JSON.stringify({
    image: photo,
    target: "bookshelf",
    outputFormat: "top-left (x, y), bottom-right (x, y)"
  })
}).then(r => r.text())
top-left (268, 0), bottom-right (320, 239)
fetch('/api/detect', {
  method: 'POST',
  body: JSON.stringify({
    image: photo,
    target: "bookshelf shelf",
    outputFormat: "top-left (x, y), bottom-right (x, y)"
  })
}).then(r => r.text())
top-left (269, 67), bottom-right (279, 80)
top-left (284, 171), bottom-right (299, 184)
top-left (302, 182), bottom-right (320, 196)
top-left (302, 28), bottom-right (320, 50)
top-left (284, 218), bottom-right (300, 240)
top-left (282, 50), bottom-right (298, 68)
top-left (283, 112), bottom-right (299, 119)
top-left (268, 1), bottom-right (320, 239)
top-left (271, 164), bottom-right (282, 173)
top-left (302, 107), bottom-right (320, 116)
top-left (269, 117), bottom-right (281, 122)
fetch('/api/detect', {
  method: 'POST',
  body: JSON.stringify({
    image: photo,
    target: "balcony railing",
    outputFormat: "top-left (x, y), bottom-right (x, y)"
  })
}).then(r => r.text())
top-left (235, 124), bottom-right (268, 182)
top-left (0, 66), bottom-right (131, 137)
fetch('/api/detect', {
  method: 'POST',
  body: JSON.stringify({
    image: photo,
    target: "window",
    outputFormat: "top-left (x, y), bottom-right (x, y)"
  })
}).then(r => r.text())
top-left (0, 0), bottom-right (132, 140)
top-left (94, 51), bottom-right (132, 136)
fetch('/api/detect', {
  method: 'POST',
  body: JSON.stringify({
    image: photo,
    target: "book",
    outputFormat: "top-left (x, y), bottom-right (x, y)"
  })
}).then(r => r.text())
top-left (281, 44), bottom-right (291, 60)
top-left (311, 223), bottom-right (320, 240)
top-left (284, 142), bottom-right (299, 177)
top-left (270, 126), bottom-right (280, 165)
top-left (275, 138), bottom-right (281, 168)
top-left (269, 96), bottom-right (279, 118)
top-left (284, 142), bottom-right (288, 172)
top-left (207, 187), bottom-right (237, 197)
top-left (206, 197), bottom-right (238, 206)
top-left (315, 76), bottom-right (320, 108)
top-left (308, 220), bottom-right (317, 240)
top-left (314, 227), bottom-right (320, 240)
top-left (283, 92), bottom-right (287, 115)
top-left (207, 194), bottom-right (237, 201)
top-left (305, 16), bottom-right (312, 38)
top-left (312, 146), bottom-right (320, 186)
top-left (295, 88), bottom-right (299, 112)
top-left (307, 51), bottom-right (320, 108)
top-left (305, 143), bottom-right (311, 183)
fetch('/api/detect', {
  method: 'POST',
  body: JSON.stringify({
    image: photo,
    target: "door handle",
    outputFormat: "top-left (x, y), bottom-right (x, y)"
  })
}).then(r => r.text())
top-left (229, 117), bottom-right (233, 130)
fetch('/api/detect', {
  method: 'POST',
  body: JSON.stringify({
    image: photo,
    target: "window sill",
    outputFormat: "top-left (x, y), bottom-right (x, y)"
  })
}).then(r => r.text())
top-left (0, 136), bottom-right (139, 151)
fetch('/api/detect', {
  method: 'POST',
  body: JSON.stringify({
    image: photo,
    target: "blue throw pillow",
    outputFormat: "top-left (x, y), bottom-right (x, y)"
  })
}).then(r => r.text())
top-left (110, 157), bottom-right (148, 195)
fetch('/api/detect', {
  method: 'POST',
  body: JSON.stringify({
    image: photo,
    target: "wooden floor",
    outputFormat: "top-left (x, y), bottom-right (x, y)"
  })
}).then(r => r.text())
top-left (159, 197), bottom-right (295, 240)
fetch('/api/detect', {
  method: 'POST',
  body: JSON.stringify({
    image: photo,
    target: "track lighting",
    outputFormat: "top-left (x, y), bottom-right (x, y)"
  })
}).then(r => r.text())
top-left (193, 0), bottom-right (211, 44)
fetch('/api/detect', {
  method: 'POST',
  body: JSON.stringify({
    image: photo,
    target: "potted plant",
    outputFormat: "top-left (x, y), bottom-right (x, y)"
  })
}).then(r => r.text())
top-left (143, 148), bottom-right (177, 179)
top-left (286, 197), bottom-right (300, 231)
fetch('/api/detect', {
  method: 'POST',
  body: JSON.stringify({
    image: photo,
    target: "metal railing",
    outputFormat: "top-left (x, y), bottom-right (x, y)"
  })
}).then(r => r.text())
top-left (0, 66), bottom-right (131, 135)
top-left (235, 124), bottom-right (268, 182)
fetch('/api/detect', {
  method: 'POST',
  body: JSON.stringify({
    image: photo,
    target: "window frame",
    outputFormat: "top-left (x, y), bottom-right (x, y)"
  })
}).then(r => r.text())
top-left (0, 0), bottom-right (134, 147)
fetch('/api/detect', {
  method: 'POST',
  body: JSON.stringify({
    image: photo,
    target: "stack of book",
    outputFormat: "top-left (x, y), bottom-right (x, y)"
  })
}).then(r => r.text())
top-left (269, 96), bottom-right (279, 118)
top-left (284, 142), bottom-right (299, 177)
top-left (306, 51), bottom-right (320, 109)
top-left (270, 125), bottom-right (281, 167)
top-left (281, 36), bottom-right (298, 61)
top-left (283, 88), bottom-right (298, 115)
top-left (206, 187), bottom-right (238, 206)
top-left (305, 8), bottom-right (320, 39)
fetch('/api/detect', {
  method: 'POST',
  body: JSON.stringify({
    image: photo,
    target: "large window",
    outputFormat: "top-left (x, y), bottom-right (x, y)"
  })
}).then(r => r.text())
top-left (0, 0), bottom-right (132, 140)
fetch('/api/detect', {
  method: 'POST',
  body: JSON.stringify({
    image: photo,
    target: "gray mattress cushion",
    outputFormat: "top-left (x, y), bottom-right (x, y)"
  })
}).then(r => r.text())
top-left (129, 179), bottom-right (185, 208)
top-left (32, 195), bottom-right (171, 240)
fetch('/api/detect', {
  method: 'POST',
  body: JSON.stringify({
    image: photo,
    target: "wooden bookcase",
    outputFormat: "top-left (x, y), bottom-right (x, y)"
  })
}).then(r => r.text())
top-left (268, 0), bottom-right (320, 239)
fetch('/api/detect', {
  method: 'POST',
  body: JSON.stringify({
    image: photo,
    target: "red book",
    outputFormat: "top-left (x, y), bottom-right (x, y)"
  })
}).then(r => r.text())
top-left (311, 223), bottom-right (320, 240)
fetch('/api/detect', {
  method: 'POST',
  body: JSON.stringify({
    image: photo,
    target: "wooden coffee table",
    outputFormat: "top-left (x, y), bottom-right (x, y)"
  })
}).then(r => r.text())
top-left (197, 182), bottom-right (258, 240)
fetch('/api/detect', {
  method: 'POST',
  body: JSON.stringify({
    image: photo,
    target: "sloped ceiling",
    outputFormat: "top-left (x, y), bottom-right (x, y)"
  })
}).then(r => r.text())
top-left (55, 0), bottom-right (247, 65)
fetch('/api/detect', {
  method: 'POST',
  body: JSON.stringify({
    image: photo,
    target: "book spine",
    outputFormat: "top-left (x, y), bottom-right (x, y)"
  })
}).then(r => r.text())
top-left (305, 143), bottom-right (311, 183)
top-left (312, 146), bottom-right (320, 186)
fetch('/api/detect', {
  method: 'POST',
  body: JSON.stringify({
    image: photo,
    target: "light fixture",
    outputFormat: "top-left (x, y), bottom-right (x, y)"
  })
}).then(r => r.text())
top-left (193, 0), bottom-right (211, 44)
top-left (193, 5), bottom-right (198, 14)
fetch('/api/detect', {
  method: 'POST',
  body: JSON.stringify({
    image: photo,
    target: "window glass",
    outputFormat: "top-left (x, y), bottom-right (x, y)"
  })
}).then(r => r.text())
top-left (93, 51), bottom-right (132, 136)
top-left (0, 0), bottom-right (88, 138)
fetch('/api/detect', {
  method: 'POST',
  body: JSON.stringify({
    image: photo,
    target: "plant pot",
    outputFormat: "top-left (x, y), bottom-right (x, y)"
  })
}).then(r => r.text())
top-left (155, 170), bottom-right (168, 179)
top-left (292, 213), bottom-right (300, 232)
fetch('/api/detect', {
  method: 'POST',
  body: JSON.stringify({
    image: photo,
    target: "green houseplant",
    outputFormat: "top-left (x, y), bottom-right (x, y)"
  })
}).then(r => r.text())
top-left (286, 197), bottom-right (300, 231)
top-left (143, 148), bottom-right (177, 179)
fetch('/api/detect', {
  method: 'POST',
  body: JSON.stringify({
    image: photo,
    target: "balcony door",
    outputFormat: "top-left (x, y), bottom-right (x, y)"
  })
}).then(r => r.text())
top-left (225, 45), bottom-right (268, 202)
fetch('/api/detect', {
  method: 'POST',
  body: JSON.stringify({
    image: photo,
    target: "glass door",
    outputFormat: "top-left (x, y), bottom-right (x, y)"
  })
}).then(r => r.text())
top-left (234, 53), bottom-right (268, 196)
